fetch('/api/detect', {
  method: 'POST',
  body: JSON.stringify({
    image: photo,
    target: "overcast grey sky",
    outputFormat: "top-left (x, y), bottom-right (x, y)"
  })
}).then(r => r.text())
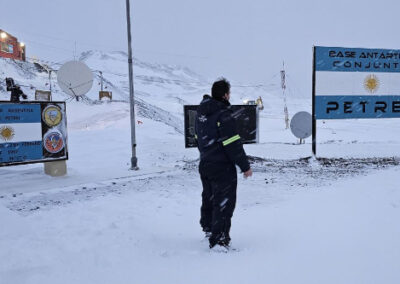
top-left (2, 0), bottom-right (400, 96)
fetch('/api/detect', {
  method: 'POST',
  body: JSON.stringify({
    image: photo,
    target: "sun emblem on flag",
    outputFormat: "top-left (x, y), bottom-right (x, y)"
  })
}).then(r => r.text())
top-left (0, 125), bottom-right (15, 141)
top-left (364, 74), bottom-right (380, 93)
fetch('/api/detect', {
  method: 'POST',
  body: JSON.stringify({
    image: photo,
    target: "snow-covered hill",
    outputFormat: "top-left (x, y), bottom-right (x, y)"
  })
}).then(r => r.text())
top-left (0, 52), bottom-right (211, 133)
top-left (1, 51), bottom-right (290, 133)
top-left (0, 51), bottom-right (208, 101)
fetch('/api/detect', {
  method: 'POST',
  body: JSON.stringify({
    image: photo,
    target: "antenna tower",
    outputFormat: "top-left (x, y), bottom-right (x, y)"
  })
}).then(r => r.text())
top-left (281, 61), bottom-right (289, 129)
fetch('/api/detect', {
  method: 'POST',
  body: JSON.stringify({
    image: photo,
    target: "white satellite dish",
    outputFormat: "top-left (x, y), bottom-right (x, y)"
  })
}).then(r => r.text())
top-left (290, 111), bottom-right (312, 139)
top-left (57, 61), bottom-right (93, 98)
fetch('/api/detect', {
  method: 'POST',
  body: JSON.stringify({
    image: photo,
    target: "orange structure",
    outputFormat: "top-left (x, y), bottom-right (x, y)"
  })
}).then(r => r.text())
top-left (0, 29), bottom-right (25, 61)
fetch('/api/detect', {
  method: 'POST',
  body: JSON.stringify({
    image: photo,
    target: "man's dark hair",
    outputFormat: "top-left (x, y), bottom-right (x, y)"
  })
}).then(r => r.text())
top-left (211, 78), bottom-right (230, 101)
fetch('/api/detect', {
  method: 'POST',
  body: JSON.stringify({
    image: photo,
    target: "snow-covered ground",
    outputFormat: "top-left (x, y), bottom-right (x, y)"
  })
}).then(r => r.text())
top-left (1, 54), bottom-right (400, 284)
top-left (1, 158), bottom-right (399, 284)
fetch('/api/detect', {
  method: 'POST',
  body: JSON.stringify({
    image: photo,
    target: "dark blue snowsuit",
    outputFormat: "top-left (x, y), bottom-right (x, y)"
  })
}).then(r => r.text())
top-left (195, 95), bottom-right (250, 247)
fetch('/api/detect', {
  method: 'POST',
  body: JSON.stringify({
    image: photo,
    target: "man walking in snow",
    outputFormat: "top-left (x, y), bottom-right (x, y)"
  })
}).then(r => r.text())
top-left (195, 78), bottom-right (252, 249)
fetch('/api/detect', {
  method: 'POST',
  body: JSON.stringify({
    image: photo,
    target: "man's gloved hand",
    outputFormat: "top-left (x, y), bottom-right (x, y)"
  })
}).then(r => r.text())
top-left (22, 94), bottom-right (28, 99)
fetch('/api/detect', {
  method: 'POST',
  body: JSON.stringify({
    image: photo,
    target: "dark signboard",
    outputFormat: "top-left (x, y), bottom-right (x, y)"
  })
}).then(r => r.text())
top-left (0, 101), bottom-right (68, 166)
top-left (184, 105), bottom-right (258, 148)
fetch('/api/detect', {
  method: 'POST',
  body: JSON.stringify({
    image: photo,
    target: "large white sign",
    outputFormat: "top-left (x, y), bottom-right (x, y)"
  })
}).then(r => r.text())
top-left (314, 46), bottom-right (400, 119)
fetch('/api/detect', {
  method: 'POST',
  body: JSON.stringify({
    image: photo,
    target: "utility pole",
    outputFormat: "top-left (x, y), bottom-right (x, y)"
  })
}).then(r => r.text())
top-left (48, 70), bottom-right (52, 92)
top-left (73, 41), bottom-right (77, 60)
top-left (126, 0), bottom-right (138, 170)
top-left (99, 71), bottom-right (104, 91)
top-left (281, 61), bottom-right (290, 129)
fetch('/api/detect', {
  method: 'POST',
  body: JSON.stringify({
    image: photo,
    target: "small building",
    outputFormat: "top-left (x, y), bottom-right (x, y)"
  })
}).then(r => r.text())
top-left (0, 29), bottom-right (25, 61)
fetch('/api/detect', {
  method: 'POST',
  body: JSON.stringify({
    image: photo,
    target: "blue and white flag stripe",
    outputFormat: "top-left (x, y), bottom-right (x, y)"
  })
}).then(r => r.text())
top-left (316, 71), bottom-right (400, 96)
top-left (0, 104), bottom-right (41, 123)
top-left (315, 96), bottom-right (400, 119)
top-left (315, 46), bottom-right (400, 73)
top-left (0, 142), bottom-right (43, 164)
top-left (0, 123), bottom-right (42, 143)
top-left (314, 46), bottom-right (400, 119)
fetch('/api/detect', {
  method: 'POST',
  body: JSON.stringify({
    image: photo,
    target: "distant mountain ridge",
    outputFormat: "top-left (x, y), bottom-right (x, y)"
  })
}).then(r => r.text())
top-left (0, 51), bottom-right (212, 132)
top-left (0, 51), bottom-right (290, 132)
top-left (1, 50), bottom-right (208, 101)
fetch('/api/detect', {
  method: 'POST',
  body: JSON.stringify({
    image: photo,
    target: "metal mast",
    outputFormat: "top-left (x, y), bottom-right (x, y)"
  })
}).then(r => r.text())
top-left (126, 0), bottom-right (138, 170)
top-left (281, 62), bottom-right (289, 129)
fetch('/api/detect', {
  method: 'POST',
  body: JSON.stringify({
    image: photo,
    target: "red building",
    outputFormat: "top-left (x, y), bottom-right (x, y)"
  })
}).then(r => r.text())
top-left (0, 29), bottom-right (25, 61)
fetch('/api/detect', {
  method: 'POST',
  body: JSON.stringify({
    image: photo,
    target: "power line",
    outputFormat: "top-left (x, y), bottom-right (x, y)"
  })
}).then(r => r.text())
top-left (23, 38), bottom-right (75, 53)
top-left (9, 28), bottom-right (211, 61)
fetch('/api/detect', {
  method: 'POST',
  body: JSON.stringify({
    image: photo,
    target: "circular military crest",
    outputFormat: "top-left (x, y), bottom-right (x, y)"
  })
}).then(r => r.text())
top-left (364, 74), bottom-right (380, 93)
top-left (43, 131), bottom-right (64, 153)
top-left (0, 125), bottom-right (15, 141)
top-left (42, 105), bottom-right (62, 127)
